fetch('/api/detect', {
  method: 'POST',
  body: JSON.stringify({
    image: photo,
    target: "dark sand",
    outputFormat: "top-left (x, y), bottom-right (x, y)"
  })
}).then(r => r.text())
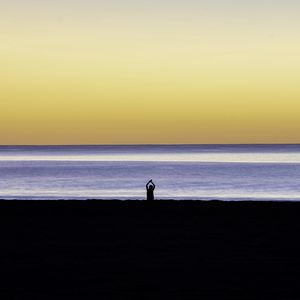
top-left (3, 200), bottom-right (300, 299)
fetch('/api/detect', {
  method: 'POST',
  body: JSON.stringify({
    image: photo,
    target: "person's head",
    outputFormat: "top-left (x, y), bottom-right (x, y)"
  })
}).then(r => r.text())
top-left (148, 185), bottom-right (154, 190)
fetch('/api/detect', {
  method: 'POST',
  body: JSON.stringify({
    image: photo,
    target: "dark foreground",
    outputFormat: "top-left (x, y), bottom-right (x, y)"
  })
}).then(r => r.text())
top-left (3, 200), bottom-right (300, 299)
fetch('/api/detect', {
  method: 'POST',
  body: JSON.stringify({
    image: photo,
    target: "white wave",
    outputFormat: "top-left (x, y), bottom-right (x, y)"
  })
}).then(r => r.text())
top-left (1, 152), bottom-right (300, 163)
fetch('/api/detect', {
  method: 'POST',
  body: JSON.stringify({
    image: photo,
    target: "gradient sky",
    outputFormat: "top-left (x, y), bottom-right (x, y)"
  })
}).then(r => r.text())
top-left (1, 0), bottom-right (300, 144)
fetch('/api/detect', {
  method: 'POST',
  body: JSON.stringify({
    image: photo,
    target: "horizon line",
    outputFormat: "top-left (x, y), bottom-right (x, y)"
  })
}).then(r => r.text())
top-left (0, 143), bottom-right (300, 147)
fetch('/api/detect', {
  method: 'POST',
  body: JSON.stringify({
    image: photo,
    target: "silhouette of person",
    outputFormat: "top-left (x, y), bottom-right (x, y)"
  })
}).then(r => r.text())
top-left (146, 180), bottom-right (156, 201)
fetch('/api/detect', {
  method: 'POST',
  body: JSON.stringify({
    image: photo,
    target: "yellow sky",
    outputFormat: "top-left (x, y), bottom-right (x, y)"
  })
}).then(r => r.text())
top-left (1, 1), bottom-right (300, 144)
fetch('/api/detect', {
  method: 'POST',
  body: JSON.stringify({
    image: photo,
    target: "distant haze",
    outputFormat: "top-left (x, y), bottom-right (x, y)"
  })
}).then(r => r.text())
top-left (1, 1), bottom-right (300, 144)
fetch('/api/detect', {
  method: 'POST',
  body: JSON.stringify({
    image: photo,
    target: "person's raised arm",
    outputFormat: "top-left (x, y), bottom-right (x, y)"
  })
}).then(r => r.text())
top-left (146, 180), bottom-right (151, 189)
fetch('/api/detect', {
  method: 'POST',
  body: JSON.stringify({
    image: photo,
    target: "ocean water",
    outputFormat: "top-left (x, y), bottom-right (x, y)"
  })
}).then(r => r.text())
top-left (1, 144), bottom-right (300, 200)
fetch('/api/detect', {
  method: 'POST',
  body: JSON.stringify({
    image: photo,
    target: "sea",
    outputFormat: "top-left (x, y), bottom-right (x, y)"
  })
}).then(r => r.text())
top-left (1, 144), bottom-right (300, 201)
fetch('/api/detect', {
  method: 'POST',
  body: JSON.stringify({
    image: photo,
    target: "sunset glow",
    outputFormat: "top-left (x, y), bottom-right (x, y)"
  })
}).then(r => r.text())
top-left (1, 1), bottom-right (300, 144)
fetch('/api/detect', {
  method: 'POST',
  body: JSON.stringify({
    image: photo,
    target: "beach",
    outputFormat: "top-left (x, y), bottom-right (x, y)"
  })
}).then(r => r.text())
top-left (4, 200), bottom-right (300, 299)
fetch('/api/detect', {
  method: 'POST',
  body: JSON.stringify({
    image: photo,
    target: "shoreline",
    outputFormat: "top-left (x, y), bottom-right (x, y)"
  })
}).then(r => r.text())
top-left (1, 198), bottom-right (300, 201)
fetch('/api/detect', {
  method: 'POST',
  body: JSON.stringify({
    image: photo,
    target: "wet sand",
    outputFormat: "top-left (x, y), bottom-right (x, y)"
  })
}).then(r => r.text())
top-left (3, 200), bottom-right (300, 299)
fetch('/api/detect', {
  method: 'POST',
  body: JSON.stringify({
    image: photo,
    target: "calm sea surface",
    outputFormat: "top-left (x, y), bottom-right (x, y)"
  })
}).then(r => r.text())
top-left (1, 145), bottom-right (300, 200)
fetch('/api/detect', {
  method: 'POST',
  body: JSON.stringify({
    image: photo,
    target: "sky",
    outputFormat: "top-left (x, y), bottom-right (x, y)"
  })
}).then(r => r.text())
top-left (1, 0), bottom-right (300, 144)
